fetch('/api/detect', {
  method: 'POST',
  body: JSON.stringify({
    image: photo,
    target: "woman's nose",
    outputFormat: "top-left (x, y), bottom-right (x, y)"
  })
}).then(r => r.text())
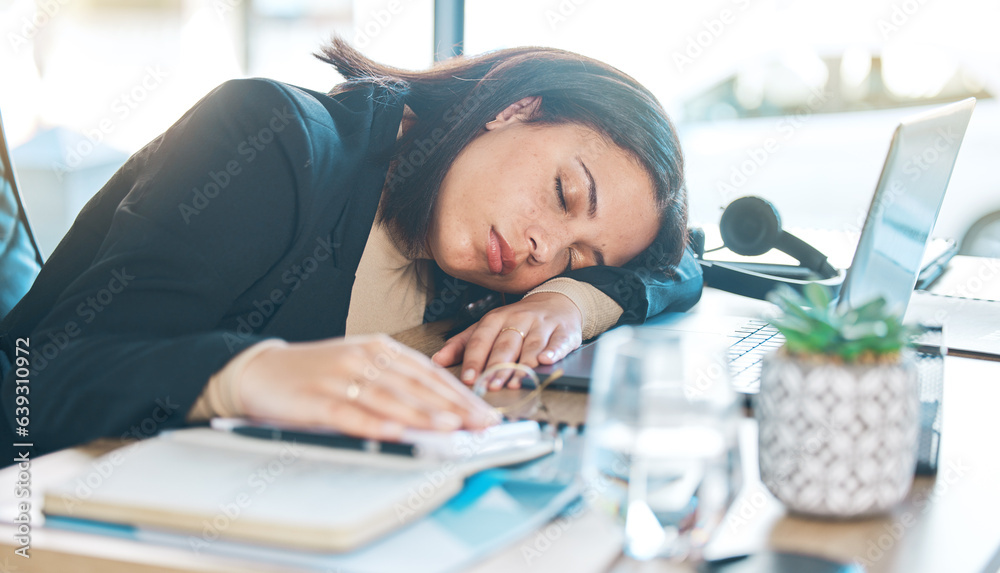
top-left (526, 224), bottom-right (562, 265)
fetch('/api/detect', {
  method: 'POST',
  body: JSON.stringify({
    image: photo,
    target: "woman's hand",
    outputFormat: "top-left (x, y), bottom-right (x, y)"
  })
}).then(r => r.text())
top-left (431, 292), bottom-right (583, 390)
top-left (238, 335), bottom-right (497, 440)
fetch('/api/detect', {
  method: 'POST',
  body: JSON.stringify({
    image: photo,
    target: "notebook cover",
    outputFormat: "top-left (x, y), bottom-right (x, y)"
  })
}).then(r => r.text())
top-left (44, 473), bottom-right (583, 573)
top-left (42, 427), bottom-right (555, 552)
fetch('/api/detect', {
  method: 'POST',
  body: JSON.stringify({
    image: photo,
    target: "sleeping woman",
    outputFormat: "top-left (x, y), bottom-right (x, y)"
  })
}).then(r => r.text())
top-left (0, 39), bottom-right (701, 456)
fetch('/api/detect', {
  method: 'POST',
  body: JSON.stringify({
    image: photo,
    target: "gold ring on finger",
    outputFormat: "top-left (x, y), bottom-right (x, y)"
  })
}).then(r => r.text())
top-left (500, 326), bottom-right (526, 340)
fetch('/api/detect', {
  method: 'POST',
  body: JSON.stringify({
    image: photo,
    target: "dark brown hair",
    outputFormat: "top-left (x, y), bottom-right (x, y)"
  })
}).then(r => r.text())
top-left (315, 37), bottom-right (687, 275)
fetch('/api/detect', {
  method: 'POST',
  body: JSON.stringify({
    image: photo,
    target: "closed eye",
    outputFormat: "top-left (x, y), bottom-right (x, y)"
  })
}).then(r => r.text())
top-left (555, 175), bottom-right (568, 212)
top-left (555, 175), bottom-right (575, 272)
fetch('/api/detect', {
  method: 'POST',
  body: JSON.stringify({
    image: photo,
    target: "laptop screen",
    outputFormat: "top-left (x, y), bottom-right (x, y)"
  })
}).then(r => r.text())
top-left (838, 98), bottom-right (975, 315)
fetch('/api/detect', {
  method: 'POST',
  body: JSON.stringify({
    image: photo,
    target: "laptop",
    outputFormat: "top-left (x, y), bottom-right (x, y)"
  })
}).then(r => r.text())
top-left (537, 97), bottom-right (977, 394)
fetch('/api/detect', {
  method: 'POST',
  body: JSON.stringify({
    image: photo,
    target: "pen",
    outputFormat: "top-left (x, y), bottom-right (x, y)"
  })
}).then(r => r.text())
top-left (211, 418), bottom-right (417, 457)
top-left (210, 418), bottom-right (542, 460)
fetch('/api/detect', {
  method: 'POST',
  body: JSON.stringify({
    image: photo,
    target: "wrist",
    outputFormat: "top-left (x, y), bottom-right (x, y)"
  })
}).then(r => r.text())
top-left (525, 278), bottom-right (623, 339)
top-left (230, 339), bottom-right (290, 415)
top-left (524, 290), bottom-right (583, 323)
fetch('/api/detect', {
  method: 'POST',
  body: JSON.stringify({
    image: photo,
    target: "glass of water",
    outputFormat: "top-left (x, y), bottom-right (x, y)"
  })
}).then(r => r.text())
top-left (582, 327), bottom-right (742, 561)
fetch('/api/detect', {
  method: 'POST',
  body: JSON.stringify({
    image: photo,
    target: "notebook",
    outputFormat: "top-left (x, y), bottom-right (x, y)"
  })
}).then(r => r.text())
top-left (42, 424), bottom-right (556, 552)
top-left (44, 427), bottom-right (591, 573)
top-left (537, 97), bottom-right (978, 393)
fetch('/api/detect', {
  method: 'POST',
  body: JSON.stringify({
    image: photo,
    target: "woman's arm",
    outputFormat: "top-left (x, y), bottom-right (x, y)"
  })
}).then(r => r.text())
top-left (562, 246), bottom-right (705, 324)
top-left (432, 247), bottom-right (704, 386)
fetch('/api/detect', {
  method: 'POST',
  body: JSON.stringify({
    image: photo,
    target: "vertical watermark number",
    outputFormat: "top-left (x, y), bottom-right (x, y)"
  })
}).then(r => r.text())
top-left (11, 337), bottom-right (32, 559)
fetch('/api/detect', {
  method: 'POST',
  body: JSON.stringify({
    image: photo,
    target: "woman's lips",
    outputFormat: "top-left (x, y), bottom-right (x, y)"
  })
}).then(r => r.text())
top-left (487, 228), bottom-right (503, 274)
top-left (488, 228), bottom-right (517, 276)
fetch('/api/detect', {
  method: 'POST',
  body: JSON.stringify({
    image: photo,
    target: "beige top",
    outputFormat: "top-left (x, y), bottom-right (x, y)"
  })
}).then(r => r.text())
top-left (344, 221), bottom-right (433, 336)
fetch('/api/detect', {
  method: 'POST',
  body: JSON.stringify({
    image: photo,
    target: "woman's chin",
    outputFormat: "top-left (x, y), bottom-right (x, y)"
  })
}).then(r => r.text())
top-left (458, 274), bottom-right (506, 293)
top-left (479, 278), bottom-right (534, 295)
top-left (443, 264), bottom-right (537, 294)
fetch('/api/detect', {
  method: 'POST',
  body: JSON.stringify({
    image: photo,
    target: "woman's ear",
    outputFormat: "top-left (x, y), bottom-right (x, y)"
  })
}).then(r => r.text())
top-left (485, 96), bottom-right (542, 130)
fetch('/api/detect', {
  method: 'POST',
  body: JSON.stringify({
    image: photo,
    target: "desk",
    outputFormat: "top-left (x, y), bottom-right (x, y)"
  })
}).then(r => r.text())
top-left (2, 289), bottom-right (999, 573)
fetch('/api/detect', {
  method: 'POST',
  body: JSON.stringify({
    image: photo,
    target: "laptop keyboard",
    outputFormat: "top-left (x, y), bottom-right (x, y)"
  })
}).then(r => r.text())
top-left (728, 319), bottom-right (785, 393)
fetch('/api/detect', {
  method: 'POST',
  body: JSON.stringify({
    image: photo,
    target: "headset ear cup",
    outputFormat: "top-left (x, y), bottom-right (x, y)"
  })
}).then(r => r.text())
top-left (719, 196), bottom-right (783, 256)
top-left (719, 196), bottom-right (838, 279)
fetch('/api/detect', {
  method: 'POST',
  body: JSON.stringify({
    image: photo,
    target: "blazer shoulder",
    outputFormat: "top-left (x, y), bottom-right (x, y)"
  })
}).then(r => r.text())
top-left (196, 78), bottom-right (400, 167)
top-left (194, 78), bottom-right (336, 136)
top-left (202, 78), bottom-right (393, 130)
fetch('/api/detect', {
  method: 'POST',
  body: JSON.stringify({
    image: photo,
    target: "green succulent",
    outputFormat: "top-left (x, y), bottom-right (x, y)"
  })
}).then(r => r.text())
top-left (766, 283), bottom-right (914, 363)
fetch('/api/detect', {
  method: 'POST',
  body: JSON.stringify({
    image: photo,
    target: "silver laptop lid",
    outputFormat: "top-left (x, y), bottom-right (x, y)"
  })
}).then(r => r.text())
top-left (837, 97), bottom-right (975, 315)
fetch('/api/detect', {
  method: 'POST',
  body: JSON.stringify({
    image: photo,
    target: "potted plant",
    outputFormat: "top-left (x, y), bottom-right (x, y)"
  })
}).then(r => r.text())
top-left (756, 284), bottom-right (919, 518)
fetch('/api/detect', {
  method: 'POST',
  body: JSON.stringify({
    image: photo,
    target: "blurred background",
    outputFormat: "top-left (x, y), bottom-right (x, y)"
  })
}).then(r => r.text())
top-left (2, 0), bottom-right (999, 259)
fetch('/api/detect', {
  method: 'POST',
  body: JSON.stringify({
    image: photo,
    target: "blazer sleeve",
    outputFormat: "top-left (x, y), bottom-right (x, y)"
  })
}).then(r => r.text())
top-left (0, 79), bottom-right (322, 454)
top-left (560, 246), bottom-right (704, 326)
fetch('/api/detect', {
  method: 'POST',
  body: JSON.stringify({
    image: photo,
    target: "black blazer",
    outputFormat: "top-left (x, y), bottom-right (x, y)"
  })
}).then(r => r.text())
top-left (0, 79), bottom-right (702, 456)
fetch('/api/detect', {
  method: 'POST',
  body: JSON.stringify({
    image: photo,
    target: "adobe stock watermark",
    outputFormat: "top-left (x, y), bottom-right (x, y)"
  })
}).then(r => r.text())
top-left (725, 483), bottom-right (772, 534)
top-left (52, 65), bottom-right (170, 181)
top-left (729, 406), bottom-right (840, 533)
top-left (54, 396), bottom-right (182, 514)
top-left (716, 84), bottom-right (829, 205)
top-left (613, 237), bottom-right (698, 325)
top-left (212, 0), bottom-right (242, 18)
top-left (914, 257), bottom-right (1000, 332)
top-left (188, 441), bottom-right (305, 553)
top-left (221, 234), bottom-right (335, 353)
top-left (29, 267), bottom-right (136, 375)
top-left (852, 457), bottom-right (970, 568)
top-left (934, 257), bottom-right (1000, 300)
top-left (6, 0), bottom-right (71, 54)
top-left (877, 0), bottom-right (931, 40)
top-left (844, 123), bottom-right (960, 238)
top-left (392, 413), bottom-right (513, 524)
top-left (683, 352), bottom-right (734, 401)
top-left (393, 462), bottom-right (460, 523)
top-left (672, 0), bottom-right (754, 73)
top-left (178, 105), bottom-right (294, 224)
top-left (220, 0), bottom-right (391, 44)
top-left (386, 81), bottom-right (498, 190)
top-left (544, 0), bottom-right (591, 31)
top-left (521, 452), bottom-right (630, 565)
top-left (353, 1), bottom-right (406, 48)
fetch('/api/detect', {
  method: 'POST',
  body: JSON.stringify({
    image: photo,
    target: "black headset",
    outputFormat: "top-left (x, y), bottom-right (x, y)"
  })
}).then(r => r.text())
top-left (694, 196), bottom-right (842, 300)
top-left (719, 196), bottom-right (837, 278)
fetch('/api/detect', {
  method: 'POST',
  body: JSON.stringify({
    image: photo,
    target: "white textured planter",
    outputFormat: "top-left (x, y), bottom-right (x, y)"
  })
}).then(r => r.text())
top-left (756, 351), bottom-right (919, 518)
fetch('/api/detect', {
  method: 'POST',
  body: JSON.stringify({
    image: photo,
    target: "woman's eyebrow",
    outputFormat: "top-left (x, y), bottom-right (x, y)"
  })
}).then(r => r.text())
top-left (578, 157), bottom-right (598, 218)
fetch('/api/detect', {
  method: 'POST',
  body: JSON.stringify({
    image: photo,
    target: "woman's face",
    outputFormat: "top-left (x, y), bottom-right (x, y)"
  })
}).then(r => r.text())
top-left (426, 98), bottom-right (661, 294)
